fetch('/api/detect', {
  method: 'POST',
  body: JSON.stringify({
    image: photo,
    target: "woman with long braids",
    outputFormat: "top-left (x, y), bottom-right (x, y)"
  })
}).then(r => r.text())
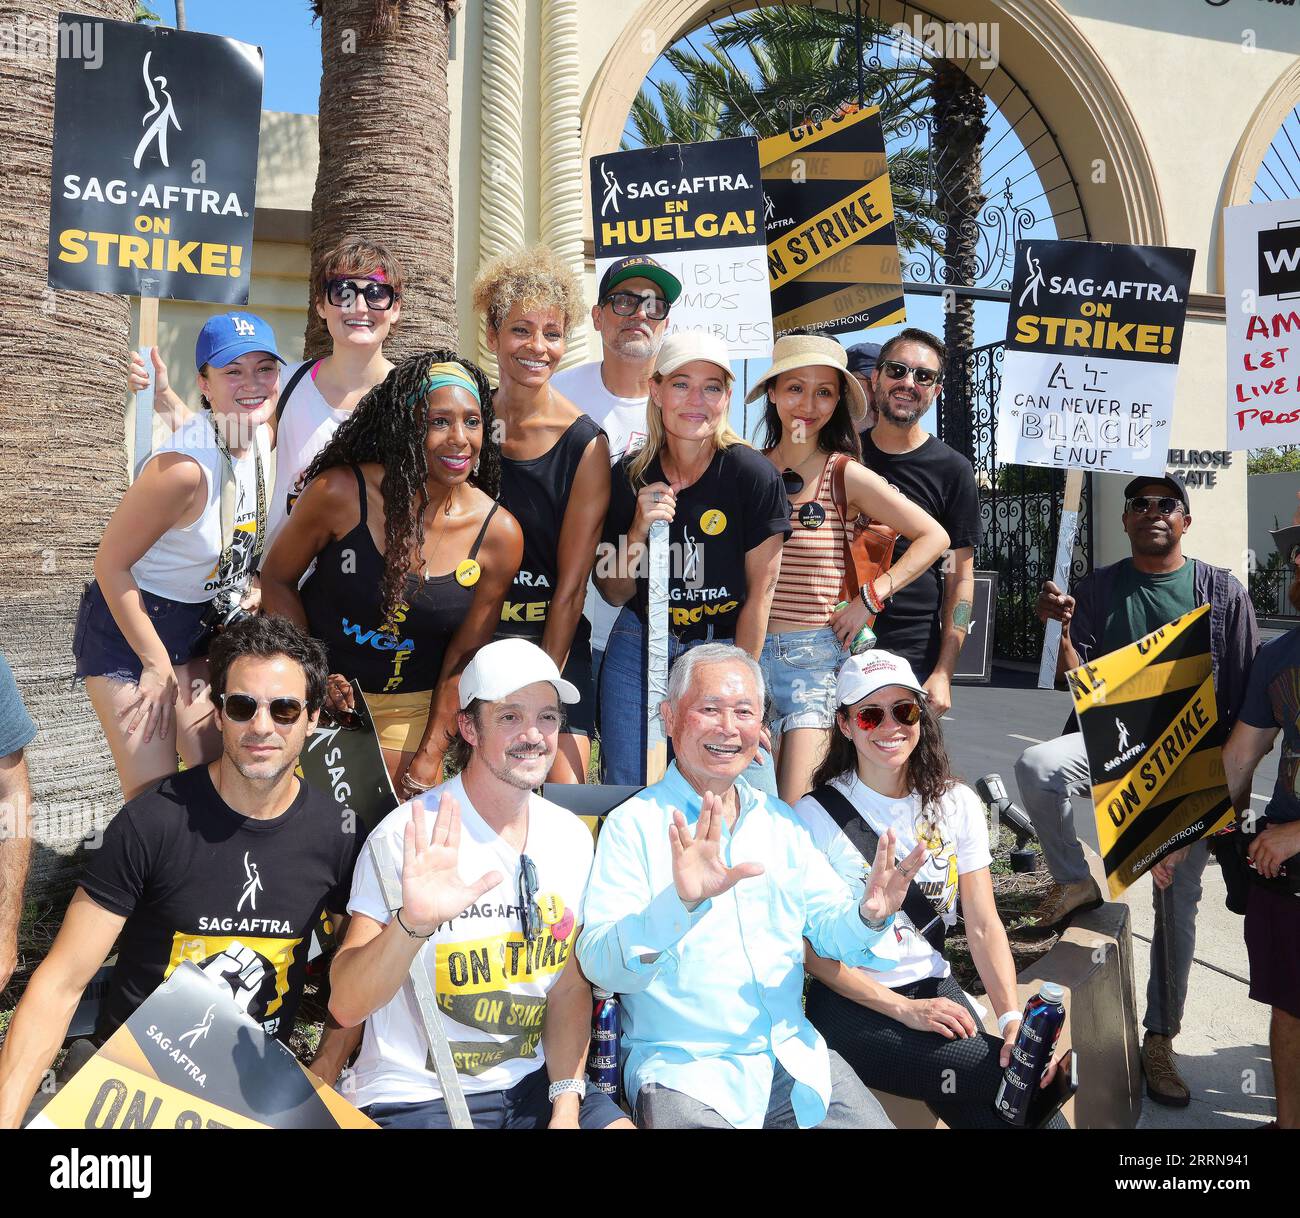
top-left (748, 332), bottom-right (949, 805)
top-left (792, 650), bottom-right (1065, 1129)
top-left (472, 248), bottom-right (611, 783)
top-left (261, 351), bottom-right (523, 796)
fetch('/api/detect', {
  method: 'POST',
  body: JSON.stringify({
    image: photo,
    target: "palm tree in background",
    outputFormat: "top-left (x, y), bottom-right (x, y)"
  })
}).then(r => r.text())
top-left (0, 0), bottom-right (136, 906)
top-left (628, 4), bottom-right (990, 458)
top-left (306, 0), bottom-right (460, 358)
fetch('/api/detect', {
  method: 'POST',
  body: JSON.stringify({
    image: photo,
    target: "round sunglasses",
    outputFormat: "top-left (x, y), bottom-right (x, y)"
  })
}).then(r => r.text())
top-left (1124, 495), bottom-right (1183, 516)
top-left (216, 693), bottom-right (307, 725)
top-left (326, 278), bottom-right (397, 311)
top-left (878, 359), bottom-right (941, 388)
top-left (852, 699), bottom-right (922, 732)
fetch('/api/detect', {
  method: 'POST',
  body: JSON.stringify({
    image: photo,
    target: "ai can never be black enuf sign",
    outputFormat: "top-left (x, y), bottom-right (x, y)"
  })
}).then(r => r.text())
top-left (48, 15), bottom-right (263, 303)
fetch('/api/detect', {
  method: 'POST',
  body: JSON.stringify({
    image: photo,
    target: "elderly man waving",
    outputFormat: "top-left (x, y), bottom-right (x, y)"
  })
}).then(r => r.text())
top-left (578, 643), bottom-right (924, 1129)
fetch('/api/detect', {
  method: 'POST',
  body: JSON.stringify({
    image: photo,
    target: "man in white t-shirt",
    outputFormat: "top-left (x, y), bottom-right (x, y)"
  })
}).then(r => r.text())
top-left (551, 255), bottom-right (682, 683)
top-left (329, 638), bottom-right (632, 1130)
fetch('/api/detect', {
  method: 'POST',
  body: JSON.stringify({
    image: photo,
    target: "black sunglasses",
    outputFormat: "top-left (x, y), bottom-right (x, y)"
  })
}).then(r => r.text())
top-left (878, 359), bottom-right (941, 387)
top-left (518, 853), bottom-right (541, 942)
top-left (603, 290), bottom-right (670, 321)
top-left (781, 468), bottom-right (804, 496)
top-left (326, 278), bottom-right (397, 311)
top-left (217, 693), bottom-right (307, 725)
top-left (1125, 495), bottom-right (1183, 516)
top-left (853, 700), bottom-right (923, 731)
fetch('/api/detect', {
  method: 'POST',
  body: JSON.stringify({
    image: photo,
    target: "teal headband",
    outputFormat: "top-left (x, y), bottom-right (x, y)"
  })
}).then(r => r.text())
top-left (405, 362), bottom-right (481, 408)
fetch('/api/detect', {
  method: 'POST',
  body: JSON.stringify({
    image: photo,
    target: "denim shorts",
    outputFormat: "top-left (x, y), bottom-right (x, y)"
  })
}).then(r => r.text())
top-left (72, 580), bottom-right (212, 682)
top-left (759, 626), bottom-right (847, 735)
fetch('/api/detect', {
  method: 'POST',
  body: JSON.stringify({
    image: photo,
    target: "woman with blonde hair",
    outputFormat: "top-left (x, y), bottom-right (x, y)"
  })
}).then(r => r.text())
top-left (471, 247), bottom-right (611, 783)
top-left (749, 331), bottom-right (949, 804)
top-left (595, 330), bottom-right (790, 786)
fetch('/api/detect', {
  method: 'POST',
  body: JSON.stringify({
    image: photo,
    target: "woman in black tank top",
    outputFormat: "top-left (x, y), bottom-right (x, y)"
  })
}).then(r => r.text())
top-left (473, 249), bottom-right (611, 783)
top-left (262, 351), bottom-right (524, 796)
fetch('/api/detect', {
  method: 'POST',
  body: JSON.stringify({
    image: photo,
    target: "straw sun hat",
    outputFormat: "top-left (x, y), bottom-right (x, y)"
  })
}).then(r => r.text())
top-left (743, 333), bottom-right (869, 423)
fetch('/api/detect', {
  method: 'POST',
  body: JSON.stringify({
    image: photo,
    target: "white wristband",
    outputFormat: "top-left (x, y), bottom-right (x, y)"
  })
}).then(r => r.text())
top-left (997, 1010), bottom-right (1021, 1034)
top-left (548, 1078), bottom-right (586, 1103)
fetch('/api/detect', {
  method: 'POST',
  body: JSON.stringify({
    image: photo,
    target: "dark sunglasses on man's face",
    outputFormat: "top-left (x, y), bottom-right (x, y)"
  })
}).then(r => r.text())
top-left (878, 359), bottom-right (941, 388)
top-left (217, 693), bottom-right (307, 725)
top-left (1125, 496), bottom-right (1183, 517)
top-left (326, 278), bottom-right (397, 311)
top-left (853, 700), bottom-right (923, 732)
top-left (603, 290), bottom-right (670, 321)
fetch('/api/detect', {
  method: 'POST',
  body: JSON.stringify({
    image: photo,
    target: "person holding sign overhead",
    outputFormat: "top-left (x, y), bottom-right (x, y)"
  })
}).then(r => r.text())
top-left (260, 352), bottom-right (523, 798)
top-left (595, 331), bottom-right (791, 787)
top-left (73, 312), bottom-right (280, 802)
top-left (750, 332), bottom-right (949, 804)
top-left (472, 249), bottom-right (612, 783)
top-left (1014, 472), bottom-right (1257, 1107)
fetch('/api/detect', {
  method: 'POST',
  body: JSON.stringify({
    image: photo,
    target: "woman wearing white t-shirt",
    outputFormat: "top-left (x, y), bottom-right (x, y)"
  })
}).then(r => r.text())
top-left (794, 650), bottom-right (1064, 1128)
top-left (74, 312), bottom-right (282, 801)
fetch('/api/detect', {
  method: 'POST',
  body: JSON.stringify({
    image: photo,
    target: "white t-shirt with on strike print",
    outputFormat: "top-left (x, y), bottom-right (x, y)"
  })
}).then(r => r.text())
top-left (346, 773), bottom-right (594, 1107)
top-left (793, 775), bottom-right (992, 989)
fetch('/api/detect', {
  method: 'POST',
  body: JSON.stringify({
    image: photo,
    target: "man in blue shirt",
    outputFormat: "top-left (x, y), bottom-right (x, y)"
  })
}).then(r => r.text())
top-left (577, 643), bottom-right (924, 1128)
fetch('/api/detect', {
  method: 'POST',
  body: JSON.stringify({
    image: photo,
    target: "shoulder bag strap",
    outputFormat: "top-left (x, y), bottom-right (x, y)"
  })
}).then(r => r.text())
top-left (276, 360), bottom-right (316, 423)
top-left (809, 784), bottom-right (947, 953)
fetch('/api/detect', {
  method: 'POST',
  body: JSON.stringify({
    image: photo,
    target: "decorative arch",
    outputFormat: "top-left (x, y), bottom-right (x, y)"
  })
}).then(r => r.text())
top-left (1214, 56), bottom-right (1300, 290)
top-left (579, 0), bottom-right (1167, 251)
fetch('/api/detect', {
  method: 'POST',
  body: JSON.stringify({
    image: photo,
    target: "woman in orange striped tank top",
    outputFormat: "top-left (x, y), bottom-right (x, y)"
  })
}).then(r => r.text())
top-left (750, 333), bottom-right (950, 804)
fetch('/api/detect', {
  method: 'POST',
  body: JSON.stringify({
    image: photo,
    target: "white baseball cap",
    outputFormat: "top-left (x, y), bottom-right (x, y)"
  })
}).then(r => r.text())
top-left (458, 638), bottom-right (581, 708)
top-left (836, 650), bottom-right (928, 707)
top-left (653, 329), bottom-right (735, 382)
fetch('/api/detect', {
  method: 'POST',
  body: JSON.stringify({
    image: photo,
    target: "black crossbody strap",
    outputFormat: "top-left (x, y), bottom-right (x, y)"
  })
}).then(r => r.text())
top-left (276, 360), bottom-right (315, 423)
top-left (809, 784), bottom-right (947, 954)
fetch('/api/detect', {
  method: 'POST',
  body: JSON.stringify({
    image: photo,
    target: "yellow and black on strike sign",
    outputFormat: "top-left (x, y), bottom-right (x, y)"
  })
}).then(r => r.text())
top-left (759, 105), bottom-right (904, 335)
top-left (47, 16), bottom-right (263, 303)
top-left (1067, 604), bottom-right (1235, 898)
top-left (30, 962), bottom-right (374, 1129)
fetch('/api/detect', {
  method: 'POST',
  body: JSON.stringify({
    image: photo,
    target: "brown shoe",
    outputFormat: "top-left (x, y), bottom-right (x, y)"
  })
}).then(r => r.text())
top-left (1142, 1033), bottom-right (1191, 1107)
top-left (1033, 879), bottom-right (1103, 929)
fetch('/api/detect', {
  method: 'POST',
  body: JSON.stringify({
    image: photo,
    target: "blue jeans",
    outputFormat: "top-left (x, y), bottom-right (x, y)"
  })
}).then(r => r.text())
top-left (598, 606), bottom-right (778, 793)
top-left (759, 626), bottom-right (846, 738)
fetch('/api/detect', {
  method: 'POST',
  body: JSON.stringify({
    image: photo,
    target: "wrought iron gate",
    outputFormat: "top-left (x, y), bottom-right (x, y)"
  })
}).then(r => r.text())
top-left (953, 340), bottom-right (1093, 663)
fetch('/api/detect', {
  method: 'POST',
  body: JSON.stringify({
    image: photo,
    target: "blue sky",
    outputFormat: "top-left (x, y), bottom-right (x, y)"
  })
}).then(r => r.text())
top-left (147, 1), bottom-right (321, 113)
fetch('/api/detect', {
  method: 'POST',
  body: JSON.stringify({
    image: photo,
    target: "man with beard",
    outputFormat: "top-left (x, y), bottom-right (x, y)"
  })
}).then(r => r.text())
top-left (0, 617), bottom-right (361, 1126)
top-left (552, 256), bottom-right (680, 684)
top-left (1015, 473), bottom-right (1257, 1107)
top-left (858, 328), bottom-right (980, 714)
top-left (329, 638), bottom-right (632, 1129)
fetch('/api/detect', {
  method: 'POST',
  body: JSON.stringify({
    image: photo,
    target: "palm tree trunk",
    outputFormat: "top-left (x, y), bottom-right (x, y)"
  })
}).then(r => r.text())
top-left (0, 0), bottom-right (136, 899)
top-left (306, 1), bottom-right (459, 360)
top-left (930, 60), bottom-right (987, 462)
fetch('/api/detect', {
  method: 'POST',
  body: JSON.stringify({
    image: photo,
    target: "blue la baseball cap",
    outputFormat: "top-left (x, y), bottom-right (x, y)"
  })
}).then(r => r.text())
top-left (195, 312), bottom-right (286, 370)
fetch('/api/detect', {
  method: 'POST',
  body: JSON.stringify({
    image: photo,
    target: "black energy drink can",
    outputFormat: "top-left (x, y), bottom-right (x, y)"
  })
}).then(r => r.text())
top-left (587, 988), bottom-right (621, 1102)
top-left (994, 981), bottom-right (1066, 1126)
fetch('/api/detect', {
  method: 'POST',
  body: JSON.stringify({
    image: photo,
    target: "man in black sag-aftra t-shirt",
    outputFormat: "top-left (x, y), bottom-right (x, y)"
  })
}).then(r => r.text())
top-left (858, 328), bottom-right (980, 714)
top-left (0, 617), bottom-right (362, 1128)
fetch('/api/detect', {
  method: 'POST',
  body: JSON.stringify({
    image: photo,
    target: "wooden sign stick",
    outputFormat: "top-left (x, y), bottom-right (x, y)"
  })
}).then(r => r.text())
top-left (1037, 467), bottom-right (1084, 690)
top-left (131, 295), bottom-right (160, 479)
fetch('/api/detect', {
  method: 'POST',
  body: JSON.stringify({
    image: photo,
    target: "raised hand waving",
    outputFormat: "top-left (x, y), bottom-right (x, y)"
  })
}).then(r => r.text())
top-left (400, 792), bottom-right (503, 936)
top-left (669, 790), bottom-right (765, 909)
top-left (861, 828), bottom-right (928, 924)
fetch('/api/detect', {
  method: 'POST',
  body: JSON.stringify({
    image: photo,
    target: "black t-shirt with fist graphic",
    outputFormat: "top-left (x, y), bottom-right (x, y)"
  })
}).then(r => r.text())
top-left (601, 444), bottom-right (791, 643)
top-left (80, 766), bottom-right (360, 1044)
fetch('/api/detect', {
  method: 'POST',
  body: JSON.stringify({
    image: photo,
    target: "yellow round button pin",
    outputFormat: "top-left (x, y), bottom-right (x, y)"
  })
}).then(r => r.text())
top-left (455, 559), bottom-right (481, 587)
top-left (699, 509), bottom-right (727, 536)
top-left (536, 892), bottom-right (565, 926)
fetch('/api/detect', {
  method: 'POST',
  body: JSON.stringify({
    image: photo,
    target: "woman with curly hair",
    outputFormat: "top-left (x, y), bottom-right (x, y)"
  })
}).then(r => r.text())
top-left (472, 247), bottom-right (611, 783)
top-left (792, 650), bottom-right (1064, 1128)
top-left (261, 351), bottom-right (523, 795)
